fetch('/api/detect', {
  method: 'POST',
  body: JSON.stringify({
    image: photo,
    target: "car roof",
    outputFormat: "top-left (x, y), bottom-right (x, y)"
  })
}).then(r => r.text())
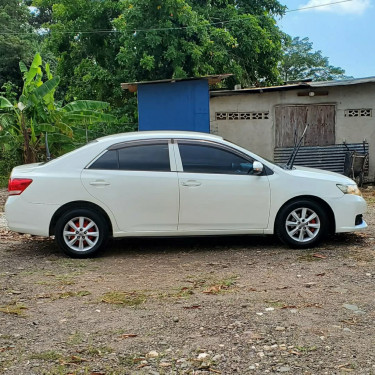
top-left (96, 131), bottom-right (223, 143)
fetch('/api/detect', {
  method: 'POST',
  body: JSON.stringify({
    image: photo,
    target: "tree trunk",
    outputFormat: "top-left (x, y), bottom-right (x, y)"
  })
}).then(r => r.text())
top-left (20, 112), bottom-right (36, 164)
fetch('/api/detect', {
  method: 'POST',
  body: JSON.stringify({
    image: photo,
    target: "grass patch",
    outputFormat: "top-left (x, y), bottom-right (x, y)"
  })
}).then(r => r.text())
top-left (55, 290), bottom-right (91, 300)
top-left (0, 302), bottom-right (27, 316)
top-left (193, 274), bottom-right (238, 295)
top-left (101, 291), bottom-right (147, 306)
top-left (265, 300), bottom-right (287, 308)
top-left (298, 252), bottom-right (324, 262)
top-left (82, 345), bottom-right (113, 357)
top-left (67, 331), bottom-right (85, 346)
top-left (30, 350), bottom-right (63, 361)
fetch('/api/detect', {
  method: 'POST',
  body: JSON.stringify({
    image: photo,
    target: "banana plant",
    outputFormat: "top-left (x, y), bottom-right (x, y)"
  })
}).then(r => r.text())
top-left (0, 53), bottom-right (116, 164)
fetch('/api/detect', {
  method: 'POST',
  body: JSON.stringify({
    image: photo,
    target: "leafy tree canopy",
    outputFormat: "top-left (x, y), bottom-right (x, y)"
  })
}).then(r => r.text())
top-left (32, 0), bottom-right (286, 99)
top-left (115, 0), bottom-right (286, 87)
top-left (0, 0), bottom-right (36, 91)
top-left (280, 36), bottom-right (348, 82)
top-left (33, 0), bottom-right (123, 105)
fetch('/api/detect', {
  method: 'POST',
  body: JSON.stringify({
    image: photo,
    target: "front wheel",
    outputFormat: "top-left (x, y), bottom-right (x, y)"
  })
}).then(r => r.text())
top-left (275, 200), bottom-right (328, 248)
top-left (55, 208), bottom-right (108, 258)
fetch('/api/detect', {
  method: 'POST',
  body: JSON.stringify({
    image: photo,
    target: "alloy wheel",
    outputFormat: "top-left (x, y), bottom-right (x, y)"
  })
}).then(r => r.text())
top-left (63, 216), bottom-right (100, 252)
top-left (285, 207), bottom-right (321, 243)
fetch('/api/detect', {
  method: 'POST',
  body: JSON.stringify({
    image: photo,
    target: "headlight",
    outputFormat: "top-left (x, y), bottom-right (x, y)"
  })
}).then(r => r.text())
top-left (337, 184), bottom-right (361, 196)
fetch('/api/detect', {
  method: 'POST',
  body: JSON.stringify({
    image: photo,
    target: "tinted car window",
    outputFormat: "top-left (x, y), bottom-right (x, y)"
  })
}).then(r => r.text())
top-left (89, 150), bottom-right (119, 170)
top-left (89, 143), bottom-right (171, 171)
top-left (178, 143), bottom-right (253, 174)
top-left (118, 143), bottom-right (170, 171)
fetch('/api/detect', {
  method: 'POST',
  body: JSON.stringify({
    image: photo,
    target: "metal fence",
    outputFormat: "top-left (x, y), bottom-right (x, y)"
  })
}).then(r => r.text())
top-left (274, 143), bottom-right (369, 180)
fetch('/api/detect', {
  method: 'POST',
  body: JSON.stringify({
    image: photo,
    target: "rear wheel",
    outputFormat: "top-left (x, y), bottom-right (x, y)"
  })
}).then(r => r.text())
top-left (276, 200), bottom-right (328, 248)
top-left (55, 208), bottom-right (108, 257)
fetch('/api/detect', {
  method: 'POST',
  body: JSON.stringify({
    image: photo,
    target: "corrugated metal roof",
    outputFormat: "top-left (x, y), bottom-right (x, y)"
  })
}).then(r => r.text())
top-left (210, 76), bottom-right (375, 96)
top-left (309, 76), bottom-right (375, 87)
top-left (121, 74), bottom-right (233, 92)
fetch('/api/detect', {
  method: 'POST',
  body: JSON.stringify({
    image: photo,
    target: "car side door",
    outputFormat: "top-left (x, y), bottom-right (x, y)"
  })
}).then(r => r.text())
top-left (81, 139), bottom-right (179, 233)
top-left (175, 140), bottom-right (271, 232)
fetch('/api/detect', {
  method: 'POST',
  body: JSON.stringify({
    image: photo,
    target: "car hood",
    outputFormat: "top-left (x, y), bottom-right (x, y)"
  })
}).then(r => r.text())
top-left (285, 165), bottom-right (355, 184)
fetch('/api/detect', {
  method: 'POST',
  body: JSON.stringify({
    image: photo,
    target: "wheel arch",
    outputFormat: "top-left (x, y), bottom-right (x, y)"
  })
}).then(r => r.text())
top-left (49, 201), bottom-right (113, 236)
top-left (274, 195), bottom-right (336, 234)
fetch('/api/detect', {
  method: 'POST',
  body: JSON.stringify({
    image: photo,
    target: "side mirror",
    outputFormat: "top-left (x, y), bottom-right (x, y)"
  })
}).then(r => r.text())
top-left (253, 161), bottom-right (263, 175)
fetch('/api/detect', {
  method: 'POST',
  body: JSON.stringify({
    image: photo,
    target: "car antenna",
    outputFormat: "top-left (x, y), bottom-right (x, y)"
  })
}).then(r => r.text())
top-left (45, 132), bottom-right (51, 161)
top-left (285, 124), bottom-right (309, 170)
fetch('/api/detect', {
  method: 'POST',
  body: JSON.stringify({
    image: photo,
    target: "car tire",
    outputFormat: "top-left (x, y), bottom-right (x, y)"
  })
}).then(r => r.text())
top-left (275, 199), bottom-right (328, 248)
top-left (55, 208), bottom-right (108, 258)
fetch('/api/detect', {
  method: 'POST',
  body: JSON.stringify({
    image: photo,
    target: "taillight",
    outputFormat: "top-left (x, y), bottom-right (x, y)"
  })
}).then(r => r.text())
top-left (8, 178), bottom-right (33, 196)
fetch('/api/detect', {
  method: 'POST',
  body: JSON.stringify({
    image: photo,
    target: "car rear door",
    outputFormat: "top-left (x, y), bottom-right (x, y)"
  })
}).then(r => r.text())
top-left (175, 140), bottom-right (271, 232)
top-left (81, 139), bottom-right (179, 233)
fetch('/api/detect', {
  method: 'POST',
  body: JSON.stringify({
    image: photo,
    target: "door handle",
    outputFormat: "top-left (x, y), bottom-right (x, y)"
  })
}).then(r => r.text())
top-left (181, 180), bottom-right (201, 187)
top-left (89, 180), bottom-right (110, 186)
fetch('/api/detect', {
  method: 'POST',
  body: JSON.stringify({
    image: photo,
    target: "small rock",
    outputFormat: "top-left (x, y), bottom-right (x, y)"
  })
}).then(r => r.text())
top-left (256, 312), bottom-right (263, 316)
top-left (275, 326), bottom-right (285, 331)
top-left (159, 362), bottom-right (172, 367)
top-left (278, 365), bottom-right (291, 372)
top-left (147, 351), bottom-right (159, 358)
top-left (343, 303), bottom-right (359, 311)
top-left (265, 307), bottom-right (274, 311)
top-left (197, 353), bottom-right (209, 360)
top-left (343, 328), bottom-right (352, 332)
top-left (212, 354), bottom-right (222, 361)
top-left (290, 309), bottom-right (298, 314)
top-left (173, 317), bottom-right (179, 323)
top-left (366, 273), bottom-right (371, 277)
top-left (249, 365), bottom-right (256, 370)
top-left (354, 310), bottom-right (366, 315)
top-left (257, 351), bottom-right (265, 358)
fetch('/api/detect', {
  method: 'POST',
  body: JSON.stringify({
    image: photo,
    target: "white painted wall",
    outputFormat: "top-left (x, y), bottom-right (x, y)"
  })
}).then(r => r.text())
top-left (210, 82), bottom-right (375, 180)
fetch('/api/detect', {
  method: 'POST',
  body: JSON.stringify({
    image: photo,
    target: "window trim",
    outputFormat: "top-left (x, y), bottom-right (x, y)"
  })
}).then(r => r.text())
top-left (86, 139), bottom-right (174, 172)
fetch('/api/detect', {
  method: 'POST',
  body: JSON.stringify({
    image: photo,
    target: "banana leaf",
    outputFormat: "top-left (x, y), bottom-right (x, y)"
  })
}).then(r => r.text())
top-left (62, 100), bottom-right (110, 112)
top-left (0, 96), bottom-right (14, 109)
top-left (34, 77), bottom-right (60, 100)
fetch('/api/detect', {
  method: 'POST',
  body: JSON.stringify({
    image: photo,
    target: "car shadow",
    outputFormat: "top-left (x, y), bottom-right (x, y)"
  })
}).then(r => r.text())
top-left (3, 231), bottom-right (367, 259)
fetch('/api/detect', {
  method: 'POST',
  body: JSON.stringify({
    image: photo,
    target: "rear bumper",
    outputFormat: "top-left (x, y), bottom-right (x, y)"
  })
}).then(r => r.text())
top-left (5, 196), bottom-right (58, 237)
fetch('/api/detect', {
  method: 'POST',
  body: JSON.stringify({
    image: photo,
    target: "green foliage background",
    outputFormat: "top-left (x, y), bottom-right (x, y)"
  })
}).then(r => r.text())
top-left (0, 0), bottom-right (347, 186)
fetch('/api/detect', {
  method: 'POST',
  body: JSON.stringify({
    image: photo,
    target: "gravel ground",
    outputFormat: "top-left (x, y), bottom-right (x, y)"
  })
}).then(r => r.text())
top-left (1, 188), bottom-right (375, 375)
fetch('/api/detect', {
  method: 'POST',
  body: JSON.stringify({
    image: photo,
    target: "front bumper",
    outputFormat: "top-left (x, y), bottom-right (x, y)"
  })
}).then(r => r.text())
top-left (329, 194), bottom-right (368, 233)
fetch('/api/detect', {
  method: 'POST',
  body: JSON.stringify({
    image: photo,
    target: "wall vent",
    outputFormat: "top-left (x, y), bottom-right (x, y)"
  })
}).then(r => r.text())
top-left (344, 109), bottom-right (372, 117)
top-left (216, 111), bottom-right (269, 120)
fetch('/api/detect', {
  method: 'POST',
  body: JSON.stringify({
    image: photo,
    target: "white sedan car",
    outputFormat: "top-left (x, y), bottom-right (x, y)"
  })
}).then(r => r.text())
top-left (5, 131), bottom-right (367, 257)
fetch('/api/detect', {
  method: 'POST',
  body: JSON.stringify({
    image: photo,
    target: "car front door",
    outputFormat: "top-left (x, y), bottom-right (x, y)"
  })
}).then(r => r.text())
top-left (175, 140), bottom-right (271, 232)
top-left (81, 140), bottom-right (179, 233)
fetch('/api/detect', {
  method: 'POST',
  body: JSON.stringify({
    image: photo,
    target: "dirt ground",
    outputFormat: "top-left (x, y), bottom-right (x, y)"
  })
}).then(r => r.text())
top-left (1, 188), bottom-right (375, 375)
